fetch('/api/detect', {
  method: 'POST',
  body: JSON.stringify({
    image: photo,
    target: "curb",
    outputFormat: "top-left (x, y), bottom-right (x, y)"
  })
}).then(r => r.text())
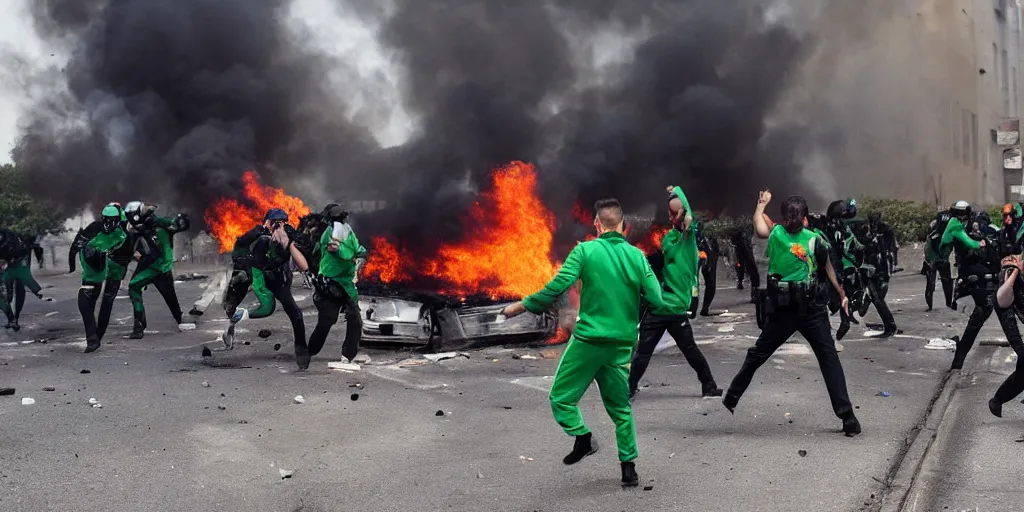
top-left (876, 369), bottom-right (960, 512)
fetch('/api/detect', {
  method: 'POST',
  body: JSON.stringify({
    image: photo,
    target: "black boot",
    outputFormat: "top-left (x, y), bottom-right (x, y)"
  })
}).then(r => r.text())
top-left (836, 321), bottom-right (849, 341)
top-left (702, 382), bottom-right (724, 398)
top-left (562, 432), bottom-right (598, 465)
top-left (989, 398), bottom-right (1003, 418)
top-left (84, 336), bottom-right (101, 354)
top-left (879, 325), bottom-right (897, 338)
top-left (621, 461), bottom-right (639, 487)
top-left (10, 319), bottom-right (19, 333)
top-left (842, 415), bottom-right (862, 437)
top-left (737, 281), bottom-right (744, 290)
top-left (295, 343), bottom-right (311, 370)
top-left (699, 308), bottom-right (711, 317)
top-left (129, 310), bottom-right (146, 339)
top-left (188, 307), bottom-right (203, 317)
top-left (722, 394), bottom-right (738, 414)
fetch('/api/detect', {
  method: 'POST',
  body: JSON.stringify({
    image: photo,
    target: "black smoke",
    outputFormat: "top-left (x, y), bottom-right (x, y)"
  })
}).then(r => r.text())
top-left (12, 0), bottom-right (820, 255)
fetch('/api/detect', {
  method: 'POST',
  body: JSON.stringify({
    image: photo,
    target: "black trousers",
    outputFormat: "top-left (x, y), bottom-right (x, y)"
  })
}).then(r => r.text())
top-left (308, 291), bottom-right (362, 361)
top-left (132, 272), bottom-right (185, 334)
top-left (78, 281), bottom-right (104, 345)
top-left (689, 254), bottom-right (718, 316)
top-left (629, 313), bottom-right (716, 393)
top-left (733, 238), bottom-right (760, 297)
top-left (838, 269), bottom-right (896, 335)
top-left (222, 268), bottom-right (253, 319)
top-left (726, 305), bottom-right (855, 420)
top-left (97, 279), bottom-right (122, 341)
top-left (993, 320), bottom-right (1024, 404)
top-left (925, 261), bottom-right (953, 310)
top-left (262, 273), bottom-right (308, 358)
top-left (951, 290), bottom-right (1023, 370)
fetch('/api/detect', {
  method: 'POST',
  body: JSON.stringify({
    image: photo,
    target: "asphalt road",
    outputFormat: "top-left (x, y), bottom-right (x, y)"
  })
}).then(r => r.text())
top-left (0, 261), bottom-right (998, 512)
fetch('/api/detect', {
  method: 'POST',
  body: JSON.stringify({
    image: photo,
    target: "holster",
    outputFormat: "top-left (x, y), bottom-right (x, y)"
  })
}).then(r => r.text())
top-left (955, 273), bottom-right (998, 297)
top-left (314, 274), bottom-right (349, 302)
top-left (760, 277), bottom-right (816, 322)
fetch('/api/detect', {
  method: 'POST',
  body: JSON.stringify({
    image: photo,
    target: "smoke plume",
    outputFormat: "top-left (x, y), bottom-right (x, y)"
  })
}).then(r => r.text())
top-left (10, 0), bottom-right (859, 251)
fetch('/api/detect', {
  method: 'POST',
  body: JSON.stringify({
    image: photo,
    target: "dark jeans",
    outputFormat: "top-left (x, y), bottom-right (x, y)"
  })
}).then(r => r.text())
top-left (993, 321), bottom-right (1024, 403)
top-left (726, 306), bottom-right (855, 420)
top-left (131, 272), bottom-right (185, 334)
top-left (952, 290), bottom-right (1023, 370)
top-left (262, 274), bottom-right (308, 359)
top-left (97, 279), bottom-right (122, 341)
top-left (308, 291), bottom-right (362, 361)
top-left (629, 313), bottom-right (716, 393)
top-left (78, 281), bottom-right (103, 345)
top-left (925, 260), bottom-right (953, 310)
top-left (689, 256), bottom-right (718, 316)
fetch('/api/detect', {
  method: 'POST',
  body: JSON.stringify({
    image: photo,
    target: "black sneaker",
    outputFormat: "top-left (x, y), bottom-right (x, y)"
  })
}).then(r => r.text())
top-left (563, 433), bottom-right (598, 465)
top-left (188, 307), bottom-right (203, 317)
top-left (737, 282), bottom-right (744, 290)
top-left (702, 383), bottom-right (724, 398)
top-left (722, 395), bottom-right (738, 414)
top-left (989, 398), bottom-right (1003, 418)
top-left (84, 339), bottom-right (101, 354)
top-left (699, 309), bottom-right (711, 317)
top-left (128, 331), bottom-right (144, 340)
top-left (10, 320), bottom-right (20, 332)
top-left (842, 416), bottom-right (862, 437)
top-left (836, 323), bottom-right (849, 341)
top-left (628, 388), bottom-right (638, 402)
top-left (621, 462), bottom-right (639, 487)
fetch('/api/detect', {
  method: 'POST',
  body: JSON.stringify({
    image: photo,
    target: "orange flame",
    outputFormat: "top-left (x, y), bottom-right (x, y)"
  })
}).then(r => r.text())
top-left (204, 171), bottom-right (311, 252)
top-left (361, 161), bottom-right (558, 299)
top-left (635, 226), bottom-right (670, 255)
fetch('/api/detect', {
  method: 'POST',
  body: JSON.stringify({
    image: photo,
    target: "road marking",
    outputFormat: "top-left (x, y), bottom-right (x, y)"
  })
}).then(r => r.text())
top-left (509, 375), bottom-right (554, 393)
top-left (364, 367), bottom-right (450, 391)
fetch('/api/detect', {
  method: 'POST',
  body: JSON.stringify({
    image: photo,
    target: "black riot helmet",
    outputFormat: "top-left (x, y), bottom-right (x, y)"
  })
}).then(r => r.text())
top-left (826, 200), bottom-right (846, 220)
top-left (806, 212), bottom-right (827, 231)
top-left (843, 198), bottom-right (858, 219)
top-left (867, 212), bottom-right (881, 225)
top-left (100, 204), bottom-right (122, 234)
top-left (321, 203), bottom-right (349, 223)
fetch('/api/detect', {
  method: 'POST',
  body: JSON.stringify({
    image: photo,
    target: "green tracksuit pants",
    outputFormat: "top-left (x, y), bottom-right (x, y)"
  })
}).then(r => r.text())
top-left (549, 337), bottom-right (637, 462)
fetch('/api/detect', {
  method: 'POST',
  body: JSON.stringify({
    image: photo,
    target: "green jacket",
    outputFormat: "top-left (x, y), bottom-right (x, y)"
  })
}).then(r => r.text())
top-left (940, 217), bottom-right (981, 252)
top-left (318, 222), bottom-right (367, 300)
top-left (652, 185), bottom-right (700, 315)
top-left (523, 231), bottom-right (668, 345)
top-left (81, 229), bottom-right (128, 283)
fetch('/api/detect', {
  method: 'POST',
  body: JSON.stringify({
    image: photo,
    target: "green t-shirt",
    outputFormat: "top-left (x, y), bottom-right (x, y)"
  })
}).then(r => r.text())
top-left (522, 232), bottom-right (668, 346)
top-left (652, 185), bottom-right (700, 316)
top-left (318, 222), bottom-right (367, 300)
top-left (766, 225), bottom-right (821, 283)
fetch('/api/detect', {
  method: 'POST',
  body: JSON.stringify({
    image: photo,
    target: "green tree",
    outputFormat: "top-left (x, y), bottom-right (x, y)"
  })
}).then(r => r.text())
top-left (0, 163), bottom-right (66, 236)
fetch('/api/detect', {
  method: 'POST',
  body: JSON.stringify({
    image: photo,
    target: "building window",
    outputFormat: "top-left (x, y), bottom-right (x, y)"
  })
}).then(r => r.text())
top-left (971, 112), bottom-right (979, 170)
top-left (958, 109), bottom-right (966, 166)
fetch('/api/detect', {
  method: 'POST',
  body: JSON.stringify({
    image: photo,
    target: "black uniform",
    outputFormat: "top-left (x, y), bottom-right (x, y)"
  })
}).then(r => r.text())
top-left (729, 229), bottom-right (760, 302)
top-left (70, 221), bottom-right (141, 342)
top-left (688, 221), bottom-right (719, 317)
top-left (724, 222), bottom-right (860, 436)
top-left (944, 214), bottom-right (1019, 370)
top-left (848, 219), bottom-right (898, 336)
top-left (0, 229), bottom-right (28, 325)
top-left (924, 210), bottom-right (954, 311)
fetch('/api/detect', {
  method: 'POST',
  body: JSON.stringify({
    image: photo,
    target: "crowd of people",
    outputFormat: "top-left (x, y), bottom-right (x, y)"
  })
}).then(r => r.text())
top-left (4, 187), bottom-right (1024, 488)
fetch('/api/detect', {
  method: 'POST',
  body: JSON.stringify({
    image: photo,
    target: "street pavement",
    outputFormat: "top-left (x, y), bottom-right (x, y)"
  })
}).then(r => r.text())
top-left (0, 262), bottom-right (1004, 512)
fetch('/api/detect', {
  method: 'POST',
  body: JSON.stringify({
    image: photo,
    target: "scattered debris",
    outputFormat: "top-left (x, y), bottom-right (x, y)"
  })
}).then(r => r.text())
top-left (243, 341), bottom-right (251, 346)
top-left (424, 352), bottom-right (469, 362)
top-left (327, 361), bottom-right (361, 372)
top-left (519, 354), bottom-right (538, 360)
top-left (539, 349), bottom-right (562, 360)
top-left (518, 456), bottom-right (534, 462)
top-left (258, 329), bottom-right (272, 339)
top-left (201, 382), bottom-right (211, 388)
top-left (279, 469), bottom-right (294, 480)
top-left (294, 395), bottom-right (305, 404)
top-left (88, 398), bottom-right (99, 405)
top-left (92, 403), bottom-right (102, 408)
top-left (201, 347), bottom-right (213, 358)
top-left (43, 387), bottom-right (55, 392)
top-left (669, 453), bottom-right (675, 458)
top-left (435, 410), bottom-right (445, 417)
top-left (925, 338), bottom-right (957, 351)
top-left (273, 344), bottom-right (282, 351)
top-left (643, 485), bottom-right (654, 491)
top-left (0, 388), bottom-right (15, 396)
top-left (349, 383), bottom-right (363, 389)
top-left (395, 358), bottom-right (428, 367)
top-left (477, 471), bottom-right (484, 479)
top-left (491, 359), bottom-right (500, 363)
top-left (352, 354), bottom-right (371, 364)
top-left (80, 369), bottom-right (91, 374)
top-left (350, 394), bottom-right (360, 401)
top-left (21, 397), bottom-right (35, 405)
top-left (784, 412), bottom-right (793, 423)
top-left (502, 406), bottom-right (512, 410)
top-left (798, 450), bottom-right (807, 457)
top-left (876, 391), bottom-right (892, 398)
top-left (1015, 436), bottom-right (1024, 443)
top-left (217, 405), bottom-right (226, 410)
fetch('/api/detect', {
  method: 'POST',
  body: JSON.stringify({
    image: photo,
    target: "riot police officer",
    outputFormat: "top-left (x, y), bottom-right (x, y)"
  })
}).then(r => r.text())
top-left (824, 199), bottom-right (863, 340)
top-left (942, 201), bottom-right (1021, 370)
top-left (688, 219), bottom-right (719, 317)
top-left (723, 191), bottom-right (861, 437)
top-left (924, 208), bottom-right (955, 311)
top-left (729, 226), bottom-right (760, 303)
top-left (851, 213), bottom-right (898, 337)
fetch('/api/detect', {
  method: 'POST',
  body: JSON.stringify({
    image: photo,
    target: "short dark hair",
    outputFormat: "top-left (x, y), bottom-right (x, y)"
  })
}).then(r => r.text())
top-left (594, 198), bottom-right (623, 229)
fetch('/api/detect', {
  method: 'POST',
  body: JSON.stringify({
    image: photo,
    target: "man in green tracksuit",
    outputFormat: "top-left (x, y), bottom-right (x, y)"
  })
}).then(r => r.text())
top-left (501, 198), bottom-right (668, 488)
top-left (629, 186), bottom-right (722, 399)
top-left (123, 201), bottom-right (194, 339)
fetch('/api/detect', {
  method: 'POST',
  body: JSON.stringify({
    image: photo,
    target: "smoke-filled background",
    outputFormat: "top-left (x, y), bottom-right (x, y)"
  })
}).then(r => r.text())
top-left (1, 0), bottom-right (954, 251)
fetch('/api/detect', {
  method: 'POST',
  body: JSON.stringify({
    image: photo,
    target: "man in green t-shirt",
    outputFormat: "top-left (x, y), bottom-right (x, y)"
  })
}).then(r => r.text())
top-left (501, 198), bottom-right (668, 488)
top-left (723, 191), bottom-right (861, 437)
top-left (306, 204), bottom-right (367, 368)
top-left (629, 185), bottom-right (722, 400)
